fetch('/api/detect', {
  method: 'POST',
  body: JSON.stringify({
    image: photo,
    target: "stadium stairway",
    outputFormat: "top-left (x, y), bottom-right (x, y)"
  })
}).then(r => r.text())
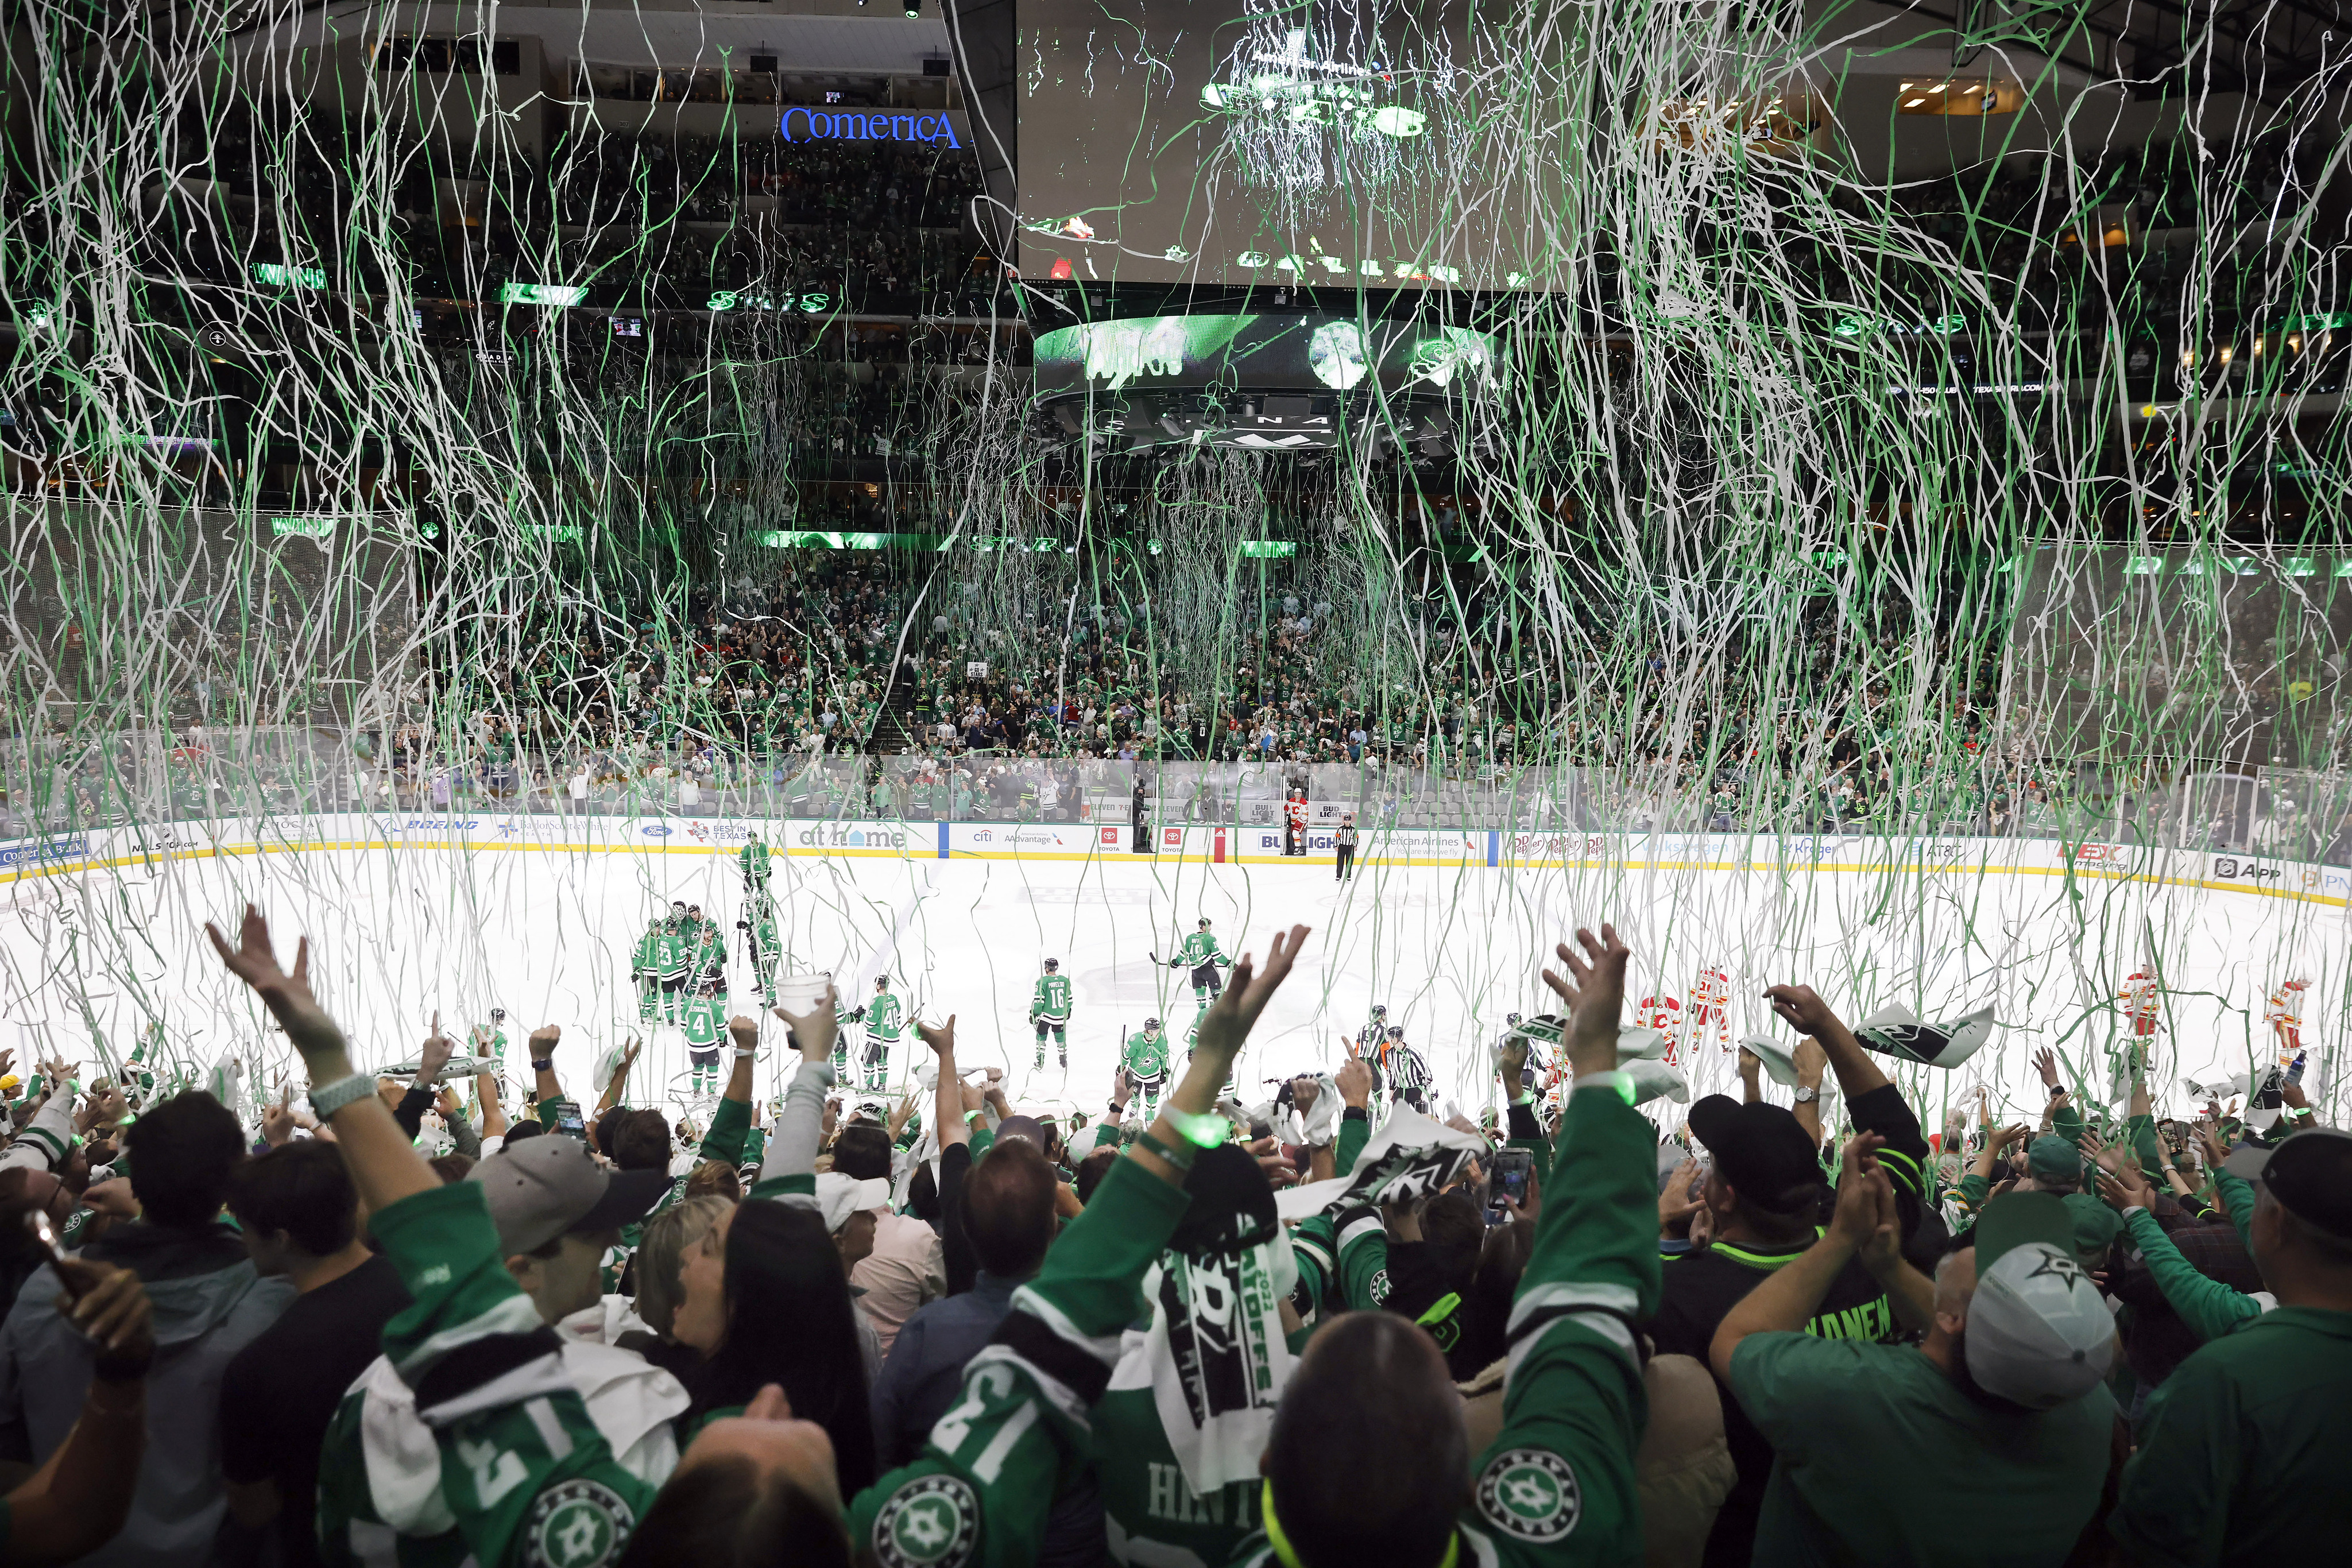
top-left (865, 671), bottom-right (925, 753)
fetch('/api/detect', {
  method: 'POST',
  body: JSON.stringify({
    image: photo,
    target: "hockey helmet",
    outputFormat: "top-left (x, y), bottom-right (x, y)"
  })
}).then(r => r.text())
top-left (1043, 958), bottom-right (1059, 971)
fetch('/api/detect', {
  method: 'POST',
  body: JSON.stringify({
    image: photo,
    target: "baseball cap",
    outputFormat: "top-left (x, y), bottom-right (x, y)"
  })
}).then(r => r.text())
top-left (2223, 1126), bottom-right (2352, 1242)
top-left (2026, 1135), bottom-right (2083, 1186)
top-left (1686, 1094), bottom-right (1824, 1211)
top-left (993, 1114), bottom-right (1049, 1149)
top-left (467, 1137), bottom-right (670, 1257)
top-left (813, 1171), bottom-right (891, 1234)
top-left (1965, 1191), bottom-right (2117, 1410)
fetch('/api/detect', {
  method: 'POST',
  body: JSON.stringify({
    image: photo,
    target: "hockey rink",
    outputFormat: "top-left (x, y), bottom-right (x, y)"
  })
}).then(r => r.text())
top-left (0, 831), bottom-right (2342, 1129)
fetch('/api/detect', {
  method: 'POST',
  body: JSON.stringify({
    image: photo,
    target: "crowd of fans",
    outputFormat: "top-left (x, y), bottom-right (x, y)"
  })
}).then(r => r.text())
top-left (1, 906), bottom-right (2343, 1566)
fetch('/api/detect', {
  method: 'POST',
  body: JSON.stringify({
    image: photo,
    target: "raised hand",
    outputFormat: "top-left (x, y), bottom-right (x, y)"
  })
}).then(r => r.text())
top-left (1659, 1157), bottom-right (1704, 1231)
top-left (727, 1015), bottom-right (761, 1052)
top-left (2095, 1162), bottom-right (2153, 1212)
top-left (917, 1014), bottom-right (957, 1059)
top-left (1290, 1075), bottom-right (1321, 1116)
top-left (1540, 924), bottom-right (1631, 1079)
top-left (417, 1018), bottom-right (455, 1084)
top-left (1762, 984), bottom-right (1838, 1040)
top-left (1335, 1055), bottom-right (1373, 1109)
top-left (1495, 1033), bottom-right (1529, 1090)
top-left (529, 1024), bottom-right (562, 1058)
top-left (261, 1091), bottom-right (296, 1148)
top-left (2033, 1047), bottom-right (2062, 1090)
top-left (206, 904), bottom-right (349, 1069)
top-left (1192, 923), bottom-right (1314, 1064)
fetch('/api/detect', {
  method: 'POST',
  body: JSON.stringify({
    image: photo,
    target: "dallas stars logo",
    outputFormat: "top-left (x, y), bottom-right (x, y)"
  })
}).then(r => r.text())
top-left (873, 1473), bottom-right (980, 1568)
top-left (2026, 1248), bottom-right (2091, 1291)
top-left (1476, 1447), bottom-right (1581, 1543)
top-left (523, 1478), bottom-right (633, 1568)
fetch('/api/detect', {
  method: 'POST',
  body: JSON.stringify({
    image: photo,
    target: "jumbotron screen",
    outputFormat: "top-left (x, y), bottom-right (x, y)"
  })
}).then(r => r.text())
top-left (1016, 0), bottom-right (1568, 291)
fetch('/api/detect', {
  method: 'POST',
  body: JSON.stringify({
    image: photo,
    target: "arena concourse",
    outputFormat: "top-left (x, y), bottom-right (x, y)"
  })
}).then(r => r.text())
top-left (0, 2), bottom-right (2348, 1565)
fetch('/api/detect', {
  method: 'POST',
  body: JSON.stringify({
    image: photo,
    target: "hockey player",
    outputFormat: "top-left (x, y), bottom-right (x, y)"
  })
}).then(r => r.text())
top-left (1183, 1008), bottom-right (1235, 1100)
top-left (1686, 966), bottom-right (1732, 1054)
top-left (2266, 976), bottom-right (2310, 1060)
top-left (1637, 992), bottom-right (1683, 1066)
top-left (684, 904), bottom-right (726, 984)
top-left (848, 973), bottom-right (902, 1093)
top-left (630, 914), bottom-right (666, 1021)
top-left (1121, 1017), bottom-right (1171, 1120)
top-left (737, 892), bottom-right (784, 1007)
top-left (1030, 958), bottom-right (1073, 1070)
top-left (653, 901), bottom-right (693, 1022)
top-left (1159, 917), bottom-right (1232, 1006)
top-left (738, 832), bottom-right (771, 890)
top-left (680, 977), bottom-right (725, 1100)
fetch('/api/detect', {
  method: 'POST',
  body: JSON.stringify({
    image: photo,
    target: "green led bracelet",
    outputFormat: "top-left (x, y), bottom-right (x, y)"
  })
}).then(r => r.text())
top-left (1167, 1106), bottom-right (1230, 1148)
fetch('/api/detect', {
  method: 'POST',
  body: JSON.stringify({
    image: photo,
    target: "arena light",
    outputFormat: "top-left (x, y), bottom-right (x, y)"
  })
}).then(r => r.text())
top-left (268, 515), bottom-right (335, 539)
top-left (1239, 539), bottom-right (1298, 557)
top-left (501, 282), bottom-right (585, 307)
top-left (252, 262), bottom-right (325, 289)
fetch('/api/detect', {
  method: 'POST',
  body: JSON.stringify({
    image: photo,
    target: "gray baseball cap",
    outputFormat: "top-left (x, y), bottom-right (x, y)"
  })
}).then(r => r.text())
top-left (1965, 1191), bottom-right (2117, 1410)
top-left (468, 1136), bottom-right (671, 1256)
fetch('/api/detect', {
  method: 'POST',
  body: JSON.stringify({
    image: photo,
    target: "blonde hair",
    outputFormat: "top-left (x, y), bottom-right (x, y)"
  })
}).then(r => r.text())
top-left (634, 1194), bottom-right (733, 1338)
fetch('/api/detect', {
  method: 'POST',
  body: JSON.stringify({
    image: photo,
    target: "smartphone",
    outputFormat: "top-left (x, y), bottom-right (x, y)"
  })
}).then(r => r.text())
top-left (22, 1210), bottom-right (83, 1299)
top-left (553, 1103), bottom-right (588, 1141)
top-left (1487, 1148), bottom-right (1534, 1222)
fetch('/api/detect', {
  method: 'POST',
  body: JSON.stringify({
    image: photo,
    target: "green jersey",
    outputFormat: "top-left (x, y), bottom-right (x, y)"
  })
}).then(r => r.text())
top-left (865, 992), bottom-right (903, 1042)
top-left (1175, 932), bottom-right (1226, 969)
top-left (739, 841), bottom-right (771, 880)
top-left (844, 1082), bottom-right (1662, 1566)
top-left (1124, 1028), bottom-right (1170, 1081)
top-left (1031, 973), bottom-right (1073, 1022)
top-left (336, 1184), bottom-right (660, 1568)
top-left (632, 926), bottom-right (662, 975)
top-left (653, 924), bottom-right (690, 981)
top-left (681, 996), bottom-right (724, 1049)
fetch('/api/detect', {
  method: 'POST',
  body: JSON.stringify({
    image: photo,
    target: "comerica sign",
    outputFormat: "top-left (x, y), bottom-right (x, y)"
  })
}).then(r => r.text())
top-left (778, 107), bottom-right (962, 148)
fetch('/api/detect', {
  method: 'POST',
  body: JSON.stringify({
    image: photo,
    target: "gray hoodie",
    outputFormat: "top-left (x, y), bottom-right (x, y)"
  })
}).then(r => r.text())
top-left (0, 1220), bottom-right (293, 1568)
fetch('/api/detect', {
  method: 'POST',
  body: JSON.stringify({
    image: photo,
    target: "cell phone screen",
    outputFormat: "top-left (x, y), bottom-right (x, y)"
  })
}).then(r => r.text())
top-left (1488, 1149), bottom-right (1533, 1220)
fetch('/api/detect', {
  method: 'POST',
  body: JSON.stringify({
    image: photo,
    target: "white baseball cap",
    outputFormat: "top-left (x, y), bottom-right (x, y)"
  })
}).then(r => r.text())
top-left (813, 1171), bottom-right (891, 1234)
top-left (1965, 1191), bottom-right (2118, 1410)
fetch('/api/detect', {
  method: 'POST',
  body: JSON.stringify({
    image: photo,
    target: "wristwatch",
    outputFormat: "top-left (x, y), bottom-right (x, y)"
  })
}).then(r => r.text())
top-left (307, 1074), bottom-right (378, 1119)
top-left (531, 1057), bottom-right (554, 1071)
top-left (1793, 1086), bottom-right (1820, 1104)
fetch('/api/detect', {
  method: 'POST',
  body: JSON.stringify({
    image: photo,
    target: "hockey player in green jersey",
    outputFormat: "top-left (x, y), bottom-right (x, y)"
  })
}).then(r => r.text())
top-left (738, 832), bottom-right (771, 889)
top-left (630, 916), bottom-right (666, 1021)
top-left (1030, 957), bottom-right (1073, 1070)
top-left (650, 901), bottom-right (692, 1022)
top-left (683, 903), bottom-right (726, 982)
top-left (1122, 1016), bottom-right (1171, 1120)
top-left (737, 892), bottom-right (784, 1006)
top-left (1184, 1006), bottom-right (1236, 1099)
top-left (847, 972), bottom-right (902, 1091)
top-left (680, 977), bottom-right (725, 1098)
top-left (1160, 916), bottom-right (1233, 1006)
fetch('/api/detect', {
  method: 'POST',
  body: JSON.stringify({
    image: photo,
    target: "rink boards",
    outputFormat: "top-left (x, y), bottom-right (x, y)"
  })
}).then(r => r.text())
top-left (1, 812), bottom-right (2345, 912)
